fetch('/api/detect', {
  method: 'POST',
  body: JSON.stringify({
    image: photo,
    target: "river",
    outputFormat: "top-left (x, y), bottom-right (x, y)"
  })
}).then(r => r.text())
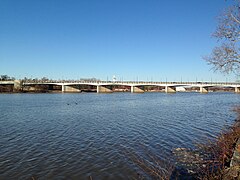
top-left (0, 92), bottom-right (240, 179)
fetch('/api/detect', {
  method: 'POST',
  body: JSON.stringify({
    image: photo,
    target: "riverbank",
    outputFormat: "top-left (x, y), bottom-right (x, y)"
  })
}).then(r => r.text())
top-left (222, 107), bottom-right (240, 179)
top-left (173, 107), bottom-right (240, 179)
top-left (179, 107), bottom-right (240, 179)
top-left (130, 107), bottom-right (240, 179)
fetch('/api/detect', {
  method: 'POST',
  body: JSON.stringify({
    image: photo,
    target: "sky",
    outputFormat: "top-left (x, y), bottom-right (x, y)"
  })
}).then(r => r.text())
top-left (0, 0), bottom-right (237, 82)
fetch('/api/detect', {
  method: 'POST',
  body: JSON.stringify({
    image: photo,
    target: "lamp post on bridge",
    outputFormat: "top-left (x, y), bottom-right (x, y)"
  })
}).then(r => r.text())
top-left (112, 75), bottom-right (116, 83)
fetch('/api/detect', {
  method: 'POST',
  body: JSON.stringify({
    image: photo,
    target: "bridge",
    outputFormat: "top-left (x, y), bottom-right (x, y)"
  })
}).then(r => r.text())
top-left (1, 80), bottom-right (240, 93)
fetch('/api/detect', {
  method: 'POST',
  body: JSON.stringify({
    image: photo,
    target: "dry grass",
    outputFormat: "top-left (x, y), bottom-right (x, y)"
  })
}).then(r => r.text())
top-left (126, 107), bottom-right (240, 179)
top-left (193, 107), bottom-right (240, 179)
top-left (124, 145), bottom-right (174, 179)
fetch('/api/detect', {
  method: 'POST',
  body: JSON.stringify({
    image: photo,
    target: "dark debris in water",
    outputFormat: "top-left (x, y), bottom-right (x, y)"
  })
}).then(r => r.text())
top-left (172, 147), bottom-right (206, 178)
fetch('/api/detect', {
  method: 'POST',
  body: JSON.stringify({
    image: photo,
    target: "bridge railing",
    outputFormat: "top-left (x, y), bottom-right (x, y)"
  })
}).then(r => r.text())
top-left (2, 79), bottom-right (240, 86)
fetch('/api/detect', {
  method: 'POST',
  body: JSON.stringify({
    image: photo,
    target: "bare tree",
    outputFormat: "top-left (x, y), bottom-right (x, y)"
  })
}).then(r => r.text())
top-left (204, 0), bottom-right (240, 74)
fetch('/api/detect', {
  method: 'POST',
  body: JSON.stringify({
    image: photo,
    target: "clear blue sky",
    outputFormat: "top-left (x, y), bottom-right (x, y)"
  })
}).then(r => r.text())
top-left (0, 0), bottom-right (236, 81)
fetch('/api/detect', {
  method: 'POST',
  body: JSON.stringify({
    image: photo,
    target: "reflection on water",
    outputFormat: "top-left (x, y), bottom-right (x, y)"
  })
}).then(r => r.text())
top-left (0, 92), bottom-right (239, 179)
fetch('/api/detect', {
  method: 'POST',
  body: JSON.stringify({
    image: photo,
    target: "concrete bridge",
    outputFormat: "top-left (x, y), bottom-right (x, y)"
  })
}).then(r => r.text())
top-left (1, 80), bottom-right (240, 93)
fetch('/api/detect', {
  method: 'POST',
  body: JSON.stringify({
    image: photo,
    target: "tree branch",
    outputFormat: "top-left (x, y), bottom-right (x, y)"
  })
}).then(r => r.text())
top-left (230, 13), bottom-right (240, 24)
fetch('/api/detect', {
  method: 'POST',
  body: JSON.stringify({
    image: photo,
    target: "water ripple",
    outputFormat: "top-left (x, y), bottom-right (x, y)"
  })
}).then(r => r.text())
top-left (0, 92), bottom-right (239, 179)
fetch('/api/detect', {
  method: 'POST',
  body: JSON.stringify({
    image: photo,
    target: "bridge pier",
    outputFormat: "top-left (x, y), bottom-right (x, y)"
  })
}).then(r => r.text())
top-left (62, 85), bottom-right (65, 92)
top-left (64, 85), bottom-right (81, 92)
top-left (97, 85), bottom-right (113, 93)
top-left (165, 86), bottom-right (176, 93)
top-left (13, 80), bottom-right (21, 92)
top-left (131, 86), bottom-right (144, 93)
top-left (200, 87), bottom-right (208, 93)
top-left (235, 87), bottom-right (240, 93)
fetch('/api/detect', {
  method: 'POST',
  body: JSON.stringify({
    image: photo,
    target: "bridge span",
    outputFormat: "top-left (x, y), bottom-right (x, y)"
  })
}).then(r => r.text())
top-left (2, 80), bottom-right (240, 93)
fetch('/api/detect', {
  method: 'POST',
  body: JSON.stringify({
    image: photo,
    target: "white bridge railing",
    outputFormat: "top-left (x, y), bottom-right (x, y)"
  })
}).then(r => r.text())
top-left (1, 80), bottom-right (240, 86)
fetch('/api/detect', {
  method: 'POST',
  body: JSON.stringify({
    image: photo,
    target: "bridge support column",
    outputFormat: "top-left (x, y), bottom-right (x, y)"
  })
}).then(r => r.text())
top-left (131, 86), bottom-right (144, 93)
top-left (62, 85), bottom-right (65, 92)
top-left (97, 86), bottom-right (113, 93)
top-left (13, 80), bottom-right (21, 92)
top-left (235, 87), bottom-right (240, 93)
top-left (165, 86), bottom-right (176, 93)
top-left (200, 87), bottom-right (208, 93)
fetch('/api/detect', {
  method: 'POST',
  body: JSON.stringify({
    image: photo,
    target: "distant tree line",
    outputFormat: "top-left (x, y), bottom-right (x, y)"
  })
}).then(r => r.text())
top-left (0, 75), bottom-right (15, 81)
top-left (0, 75), bottom-right (101, 82)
